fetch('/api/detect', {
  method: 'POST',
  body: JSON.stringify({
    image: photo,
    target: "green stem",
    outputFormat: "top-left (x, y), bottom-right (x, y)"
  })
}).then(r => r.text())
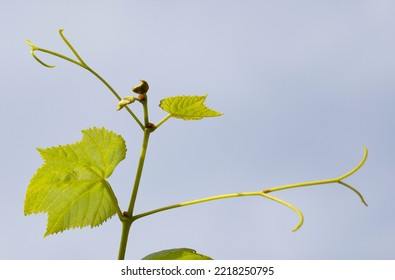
top-left (117, 83), bottom-right (153, 259)
top-left (117, 129), bottom-right (151, 259)
top-left (127, 129), bottom-right (151, 215)
top-left (142, 94), bottom-right (150, 126)
top-left (118, 221), bottom-right (133, 260)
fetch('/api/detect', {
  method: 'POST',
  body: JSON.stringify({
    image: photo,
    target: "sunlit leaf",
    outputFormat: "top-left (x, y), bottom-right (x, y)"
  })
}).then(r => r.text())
top-left (159, 95), bottom-right (223, 120)
top-left (142, 248), bottom-right (213, 260)
top-left (24, 127), bottom-right (126, 236)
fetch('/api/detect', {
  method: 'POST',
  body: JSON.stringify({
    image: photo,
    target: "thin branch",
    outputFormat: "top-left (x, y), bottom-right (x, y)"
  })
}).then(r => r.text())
top-left (133, 191), bottom-right (304, 232)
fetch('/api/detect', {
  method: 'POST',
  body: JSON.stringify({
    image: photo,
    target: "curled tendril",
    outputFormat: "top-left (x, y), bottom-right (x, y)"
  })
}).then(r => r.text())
top-left (259, 192), bottom-right (304, 232)
top-left (25, 29), bottom-right (83, 69)
top-left (26, 40), bottom-right (56, 68)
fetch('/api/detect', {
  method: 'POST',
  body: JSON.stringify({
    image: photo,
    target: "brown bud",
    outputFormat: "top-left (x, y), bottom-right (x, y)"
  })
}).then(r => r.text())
top-left (137, 94), bottom-right (145, 102)
top-left (132, 80), bottom-right (149, 94)
top-left (146, 122), bottom-right (155, 129)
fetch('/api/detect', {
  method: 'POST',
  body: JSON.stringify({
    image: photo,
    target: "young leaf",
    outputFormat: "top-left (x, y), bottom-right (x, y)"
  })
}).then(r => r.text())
top-left (159, 95), bottom-right (223, 120)
top-left (24, 127), bottom-right (126, 236)
top-left (142, 248), bottom-right (213, 260)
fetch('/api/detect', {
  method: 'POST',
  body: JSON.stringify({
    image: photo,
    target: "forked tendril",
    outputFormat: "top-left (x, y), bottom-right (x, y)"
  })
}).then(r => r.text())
top-left (133, 147), bottom-right (367, 232)
top-left (262, 147), bottom-right (368, 207)
top-left (26, 29), bottom-right (145, 130)
top-left (26, 40), bottom-right (55, 68)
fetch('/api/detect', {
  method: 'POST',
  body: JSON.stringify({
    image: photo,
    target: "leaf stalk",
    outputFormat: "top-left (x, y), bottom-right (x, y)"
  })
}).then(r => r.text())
top-left (154, 114), bottom-right (172, 129)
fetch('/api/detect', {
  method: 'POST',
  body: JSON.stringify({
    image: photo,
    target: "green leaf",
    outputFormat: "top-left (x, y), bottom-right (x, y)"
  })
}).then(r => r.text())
top-left (142, 248), bottom-right (213, 260)
top-left (159, 95), bottom-right (223, 120)
top-left (24, 127), bottom-right (126, 236)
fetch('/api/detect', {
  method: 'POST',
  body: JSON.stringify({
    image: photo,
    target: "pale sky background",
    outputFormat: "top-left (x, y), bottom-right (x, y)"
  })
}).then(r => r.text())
top-left (1, 1), bottom-right (394, 260)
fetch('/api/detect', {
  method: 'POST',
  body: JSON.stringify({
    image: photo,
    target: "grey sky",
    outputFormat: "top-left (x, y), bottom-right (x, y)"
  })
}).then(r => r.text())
top-left (1, 0), bottom-right (394, 259)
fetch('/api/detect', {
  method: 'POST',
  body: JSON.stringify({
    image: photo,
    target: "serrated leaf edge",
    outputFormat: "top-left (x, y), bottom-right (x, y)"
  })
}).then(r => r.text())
top-left (159, 95), bottom-right (223, 120)
top-left (24, 127), bottom-right (125, 236)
